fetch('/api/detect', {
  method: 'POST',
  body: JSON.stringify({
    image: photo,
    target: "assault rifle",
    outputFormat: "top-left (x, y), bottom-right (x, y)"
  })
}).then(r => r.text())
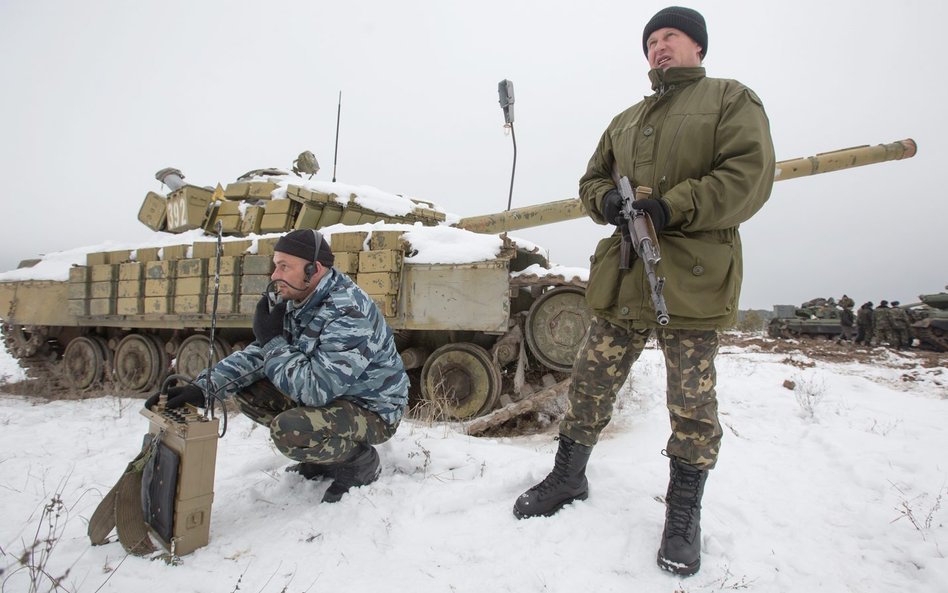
top-left (615, 176), bottom-right (670, 326)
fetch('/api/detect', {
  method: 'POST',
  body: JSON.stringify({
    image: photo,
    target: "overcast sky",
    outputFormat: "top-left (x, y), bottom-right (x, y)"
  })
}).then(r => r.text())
top-left (1, 0), bottom-right (944, 310)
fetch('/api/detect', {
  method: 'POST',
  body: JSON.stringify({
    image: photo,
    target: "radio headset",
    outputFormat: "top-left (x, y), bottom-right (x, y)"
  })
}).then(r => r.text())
top-left (303, 229), bottom-right (323, 285)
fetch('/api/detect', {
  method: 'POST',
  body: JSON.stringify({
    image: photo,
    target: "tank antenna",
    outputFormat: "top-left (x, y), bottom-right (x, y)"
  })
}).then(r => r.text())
top-left (498, 79), bottom-right (517, 211)
top-left (332, 91), bottom-right (342, 182)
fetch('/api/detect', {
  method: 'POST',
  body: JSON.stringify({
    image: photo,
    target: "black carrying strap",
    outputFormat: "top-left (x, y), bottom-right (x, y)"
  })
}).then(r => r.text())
top-left (87, 433), bottom-right (161, 556)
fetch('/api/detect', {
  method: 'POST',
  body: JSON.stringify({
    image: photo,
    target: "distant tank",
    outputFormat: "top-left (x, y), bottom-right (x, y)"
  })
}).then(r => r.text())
top-left (0, 139), bottom-right (918, 421)
top-left (767, 291), bottom-right (947, 353)
top-left (767, 298), bottom-right (843, 339)
top-left (904, 289), bottom-right (948, 352)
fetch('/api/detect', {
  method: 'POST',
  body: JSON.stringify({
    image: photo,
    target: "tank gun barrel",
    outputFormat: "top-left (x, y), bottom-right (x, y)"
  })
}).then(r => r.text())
top-left (774, 138), bottom-right (916, 182)
top-left (456, 138), bottom-right (917, 235)
top-left (457, 198), bottom-right (586, 234)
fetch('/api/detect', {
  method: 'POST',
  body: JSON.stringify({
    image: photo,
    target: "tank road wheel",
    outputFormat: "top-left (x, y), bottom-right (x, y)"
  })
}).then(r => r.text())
top-left (114, 334), bottom-right (167, 393)
top-left (421, 343), bottom-right (502, 420)
top-left (61, 336), bottom-right (110, 390)
top-left (174, 335), bottom-right (231, 379)
top-left (525, 286), bottom-right (591, 372)
top-left (3, 324), bottom-right (50, 358)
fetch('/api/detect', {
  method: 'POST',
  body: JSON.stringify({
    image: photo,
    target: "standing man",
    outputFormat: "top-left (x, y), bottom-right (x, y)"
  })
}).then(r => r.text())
top-left (838, 301), bottom-right (856, 344)
top-left (873, 300), bottom-right (895, 347)
top-left (856, 301), bottom-right (874, 346)
top-left (146, 229), bottom-right (409, 503)
top-left (512, 6), bottom-right (775, 577)
top-left (888, 301), bottom-right (912, 349)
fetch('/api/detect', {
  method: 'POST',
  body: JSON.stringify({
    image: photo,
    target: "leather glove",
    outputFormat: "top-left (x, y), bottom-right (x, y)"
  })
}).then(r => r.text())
top-left (253, 295), bottom-right (287, 346)
top-left (144, 384), bottom-right (206, 410)
top-left (631, 197), bottom-right (671, 234)
top-left (601, 189), bottom-right (624, 226)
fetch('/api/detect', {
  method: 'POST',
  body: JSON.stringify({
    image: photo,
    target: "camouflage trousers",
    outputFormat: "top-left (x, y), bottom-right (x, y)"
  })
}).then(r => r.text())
top-left (559, 316), bottom-right (722, 470)
top-left (234, 380), bottom-right (397, 464)
top-left (856, 324), bottom-right (872, 344)
top-left (895, 327), bottom-right (912, 348)
top-left (873, 327), bottom-right (900, 347)
top-left (839, 325), bottom-right (855, 342)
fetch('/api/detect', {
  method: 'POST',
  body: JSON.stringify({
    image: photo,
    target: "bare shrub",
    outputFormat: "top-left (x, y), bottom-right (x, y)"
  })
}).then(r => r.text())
top-left (1, 493), bottom-right (71, 592)
top-left (889, 481), bottom-right (946, 543)
top-left (792, 374), bottom-right (826, 420)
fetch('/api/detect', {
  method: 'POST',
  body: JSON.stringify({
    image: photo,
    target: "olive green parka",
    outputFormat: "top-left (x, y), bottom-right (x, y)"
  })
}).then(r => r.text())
top-left (580, 66), bottom-right (775, 329)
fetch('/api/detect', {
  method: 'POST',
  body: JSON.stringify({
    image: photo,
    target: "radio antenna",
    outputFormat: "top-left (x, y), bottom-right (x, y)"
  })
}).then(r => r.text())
top-left (498, 80), bottom-right (517, 211)
top-left (332, 91), bottom-right (342, 182)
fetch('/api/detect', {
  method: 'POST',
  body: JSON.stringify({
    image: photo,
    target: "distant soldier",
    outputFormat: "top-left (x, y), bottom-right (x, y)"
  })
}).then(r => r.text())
top-left (856, 302), bottom-right (874, 345)
top-left (889, 300), bottom-right (912, 349)
top-left (838, 301), bottom-right (855, 343)
top-left (873, 300), bottom-right (897, 347)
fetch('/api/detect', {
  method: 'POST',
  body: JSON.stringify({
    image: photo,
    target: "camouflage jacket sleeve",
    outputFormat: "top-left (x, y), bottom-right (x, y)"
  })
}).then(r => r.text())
top-left (578, 126), bottom-right (618, 226)
top-left (195, 343), bottom-right (268, 398)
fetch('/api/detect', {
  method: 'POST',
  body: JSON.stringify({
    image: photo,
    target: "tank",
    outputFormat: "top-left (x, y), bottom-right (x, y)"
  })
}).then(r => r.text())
top-left (767, 298), bottom-right (843, 339)
top-left (906, 289), bottom-right (948, 352)
top-left (0, 139), bottom-right (918, 422)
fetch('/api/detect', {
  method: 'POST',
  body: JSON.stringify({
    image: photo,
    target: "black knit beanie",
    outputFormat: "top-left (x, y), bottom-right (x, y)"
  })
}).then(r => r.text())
top-left (274, 229), bottom-right (335, 267)
top-left (642, 6), bottom-right (708, 58)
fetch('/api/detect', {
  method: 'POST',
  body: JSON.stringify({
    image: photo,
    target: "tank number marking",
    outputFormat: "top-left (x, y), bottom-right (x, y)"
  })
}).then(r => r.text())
top-left (167, 196), bottom-right (190, 230)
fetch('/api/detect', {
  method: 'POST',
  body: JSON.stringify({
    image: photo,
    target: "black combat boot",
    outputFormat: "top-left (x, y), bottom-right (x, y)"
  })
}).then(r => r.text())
top-left (321, 443), bottom-right (381, 503)
top-left (513, 435), bottom-right (592, 519)
top-left (657, 457), bottom-right (709, 576)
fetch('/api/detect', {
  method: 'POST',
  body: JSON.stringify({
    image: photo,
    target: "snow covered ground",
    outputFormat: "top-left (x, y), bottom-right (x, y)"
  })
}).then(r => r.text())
top-left (0, 338), bottom-right (945, 592)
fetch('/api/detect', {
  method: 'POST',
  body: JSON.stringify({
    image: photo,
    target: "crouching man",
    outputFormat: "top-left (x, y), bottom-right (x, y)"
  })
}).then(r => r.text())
top-left (145, 229), bottom-right (409, 503)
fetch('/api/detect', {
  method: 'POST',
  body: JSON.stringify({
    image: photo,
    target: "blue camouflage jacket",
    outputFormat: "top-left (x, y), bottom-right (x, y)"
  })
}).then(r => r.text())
top-left (197, 268), bottom-right (409, 425)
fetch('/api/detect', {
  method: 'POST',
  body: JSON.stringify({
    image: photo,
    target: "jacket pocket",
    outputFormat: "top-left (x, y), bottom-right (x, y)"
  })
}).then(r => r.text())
top-left (585, 237), bottom-right (622, 310)
top-left (659, 235), bottom-right (739, 320)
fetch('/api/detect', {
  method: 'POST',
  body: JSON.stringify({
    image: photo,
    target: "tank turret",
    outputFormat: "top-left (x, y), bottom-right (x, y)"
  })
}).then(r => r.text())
top-left (0, 138), bottom-right (919, 424)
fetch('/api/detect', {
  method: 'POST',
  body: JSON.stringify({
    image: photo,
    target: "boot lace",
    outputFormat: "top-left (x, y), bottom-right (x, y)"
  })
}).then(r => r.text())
top-left (533, 439), bottom-right (574, 494)
top-left (665, 467), bottom-right (702, 537)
